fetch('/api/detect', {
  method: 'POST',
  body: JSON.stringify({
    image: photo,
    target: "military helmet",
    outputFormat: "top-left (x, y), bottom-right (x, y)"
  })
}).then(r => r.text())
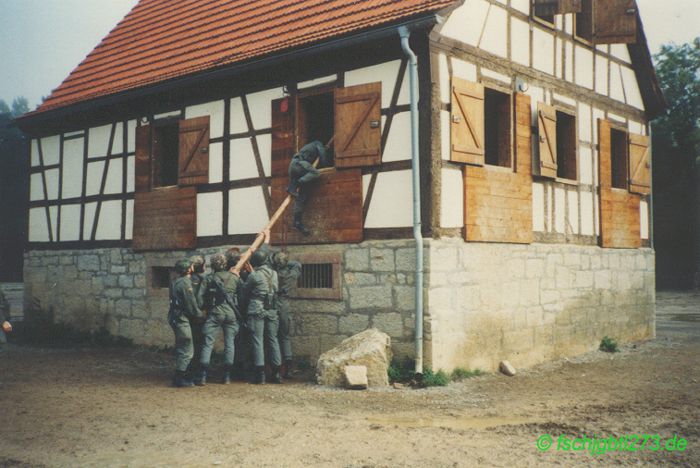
top-left (189, 254), bottom-right (205, 273)
top-left (225, 248), bottom-right (242, 269)
top-left (272, 251), bottom-right (289, 269)
top-left (175, 258), bottom-right (192, 275)
top-left (249, 249), bottom-right (268, 268)
top-left (210, 253), bottom-right (227, 272)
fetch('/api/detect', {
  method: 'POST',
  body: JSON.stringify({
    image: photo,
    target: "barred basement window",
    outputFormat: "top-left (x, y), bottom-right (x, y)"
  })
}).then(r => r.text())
top-left (298, 263), bottom-right (333, 289)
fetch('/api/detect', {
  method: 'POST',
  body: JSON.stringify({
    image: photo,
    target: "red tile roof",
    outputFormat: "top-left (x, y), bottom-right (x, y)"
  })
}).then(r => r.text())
top-left (35, 0), bottom-right (456, 114)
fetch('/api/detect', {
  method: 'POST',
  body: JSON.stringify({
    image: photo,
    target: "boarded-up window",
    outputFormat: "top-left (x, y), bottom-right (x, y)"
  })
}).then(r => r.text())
top-left (133, 186), bottom-right (196, 251)
top-left (628, 133), bottom-right (651, 194)
top-left (556, 110), bottom-right (577, 180)
top-left (484, 88), bottom-right (512, 168)
top-left (451, 78), bottom-right (485, 166)
top-left (576, 0), bottom-right (638, 44)
top-left (334, 82), bottom-right (381, 168)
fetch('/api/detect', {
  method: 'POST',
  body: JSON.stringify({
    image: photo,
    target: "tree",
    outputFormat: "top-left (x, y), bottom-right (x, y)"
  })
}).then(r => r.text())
top-left (652, 38), bottom-right (700, 288)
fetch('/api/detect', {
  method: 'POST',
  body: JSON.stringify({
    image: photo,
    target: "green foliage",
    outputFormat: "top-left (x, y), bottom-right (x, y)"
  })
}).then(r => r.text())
top-left (450, 367), bottom-right (484, 381)
top-left (599, 336), bottom-right (619, 353)
top-left (387, 357), bottom-right (416, 383)
top-left (420, 368), bottom-right (450, 387)
top-left (0, 96), bottom-right (29, 118)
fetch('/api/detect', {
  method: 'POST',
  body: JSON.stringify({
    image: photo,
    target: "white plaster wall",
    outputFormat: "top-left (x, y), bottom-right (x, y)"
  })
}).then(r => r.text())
top-left (554, 186), bottom-right (566, 233)
top-left (640, 200), bottom-right (649, 240)
top-left (153, 110), bottom-right (181, 120)
top-left (345, 59), bottom-right (409, 108)
top-left (125, 200), bottom-right (134, 240)
top-left (574, 46), bottom-right (594, 89)
top-left (364, 170), bottom-right (413, 228)
top-left (45, 168), bottom-right (59, 200)
top-left (580, 191), bottom-right (594, 236)
top-left (104, 159), bottom-right (123, 194)
top-left (229, 97), bottom-right (247, 134)
top-left (610, 44), bottom-right (631, 64)
top-left (567, 191), bottom-right (579, 234)
top-left (438, 54), bottom-right (450, 105)
top-left (62, 138), bottom-right (84, 199)
top-left (126, 156), bottom-right (135, 193)
top-left (481, 68), bottom-right (511, 85)
top-left (256, 134), bottom-right (272, 177)
top-left (31, 139), bottom-right (40, 166)
top-left (532, 182), bottom-right (545, 232)
top-left (112, 122), bottom-right (124, 155)
top-left (248, 88), bottom-right (285, 130)
top-left (298, 74), bottom-right (338, 90)
top-left (579, 146), bottom-right (593, 185)
top-left (609, 63), bottom-right (625, 103)
top-left (382, 112), bottom-right (411, 162)
top-left (480, 4), bottom-right (508, 58)
top-left (621, 66), bottom-right (644, 110)
top-left (95, 200), bottom-right (122, 240)
top-left (533, 27), bottom-right (555, 75)
top-left (511, 0), bottom-right (529, 14)
top-left (127, 120), bottom-right (137, 153)
top-left (41, 135), bottom-right (60, 165)
top-left (197, 192), bottom-right (223, 237)
top-left (185, 100), bottom-right (225, 139)
top-left (555, 37), bottom-right (564, 79)
top-left (209, 142), bottom-right (223, 183)
top-left (86, 161), bottom-right (105, 196)
top-left (440, 167), bottom-right (464, 228)
top-left (230, 138), bottom-right (260, 180)
top-left (30, 174), bottom-right (44, 201)
top-left (595, 55), bottom-right (609, 96)
top-left (83, 202), bottom-right (97, 240)
top-left (452, 57), bottom-right (478, 82)
top-left (440, 0), bottom-right (490, 47)
top-left (229, 187), bottom-right (269, 234)
top-left (29, 208), bottom-right (49, 242)
top-left (88, 125), bottom-right (112, 158)
top-left (564, 40), bottom-right (574, 82)
top-left (578, 102), bottom-right (592, 143)
top-left (59, 204), bottom-right (81, 241)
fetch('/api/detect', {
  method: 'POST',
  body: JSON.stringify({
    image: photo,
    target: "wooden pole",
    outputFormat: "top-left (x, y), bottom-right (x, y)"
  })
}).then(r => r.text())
top-left (231, 136), bottom-right (334, 274)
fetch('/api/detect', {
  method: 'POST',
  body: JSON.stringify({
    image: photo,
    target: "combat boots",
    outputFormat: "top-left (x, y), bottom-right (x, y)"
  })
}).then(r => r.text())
top-left (271, 365), bottom-right (282, 384)
top-left (253, 365), bottom-right (266, 384)
top-left (286, 179), bottom-right (299, 197)
top-left (173, 370), bottom-right (194, 388)
top-left (283, 359), bottom-right (294, 379)
top-left (194, 366), bottom-right (208, 386)
top-left (222, 366), bottom-right (232, 385)
top-left (293, 213), bottom-right (311, 236)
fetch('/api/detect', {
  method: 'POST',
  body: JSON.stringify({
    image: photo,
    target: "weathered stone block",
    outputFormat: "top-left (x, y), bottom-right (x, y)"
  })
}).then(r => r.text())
top-left (348, 286), bottom-right (392, 310)
top-left (316, 328), bottom-right (392, 388)
top-left (372, 312), bottom-right (403, 338)
top-left (118, 275), bottom-right (134, 288)
top-left (115, 299), bottom-right (131, 318)
top-left (300, 314), bottom-right (337, 335)
top-left (394, 248), bottom-right (417, 272)
top-left (344, 272), bottom-right (377, 286)
top-left (393, 286), bottom-right (415, 311)
top-left (345, 249), bottom-right (369, 271)
top-left (344, 365), bottom-right (368, 390)
top-left (338, 313), bottom-right (369, 335)
top-left (369, 248), bottom-right (394, 272)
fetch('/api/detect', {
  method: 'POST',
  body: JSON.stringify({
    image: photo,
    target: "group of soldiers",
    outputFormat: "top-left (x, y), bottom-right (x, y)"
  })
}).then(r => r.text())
top-left (0, 288), bottom-right (11, 352)
top-left (168, 230), bottom-right (302, 387)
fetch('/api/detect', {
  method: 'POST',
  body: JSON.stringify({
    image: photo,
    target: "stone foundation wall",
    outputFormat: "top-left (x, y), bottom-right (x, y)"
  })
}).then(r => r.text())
top-left (426, 240), bottom-right (655, 372)
top-left (24, 240), bottom-right (655, 370)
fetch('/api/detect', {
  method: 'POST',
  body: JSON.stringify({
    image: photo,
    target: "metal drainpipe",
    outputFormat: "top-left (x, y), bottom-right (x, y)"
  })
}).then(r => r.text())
top-left (398, 26), bottom-right (424, 375)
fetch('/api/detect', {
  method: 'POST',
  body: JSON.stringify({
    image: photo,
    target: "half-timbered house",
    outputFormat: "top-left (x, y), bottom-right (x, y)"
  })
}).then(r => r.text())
top-left (17, 0), bottom-right (665, 371)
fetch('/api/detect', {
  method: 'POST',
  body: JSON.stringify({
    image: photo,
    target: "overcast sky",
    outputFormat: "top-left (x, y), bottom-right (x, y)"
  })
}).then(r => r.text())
top-left (1, 0), bottom-right (698, 109)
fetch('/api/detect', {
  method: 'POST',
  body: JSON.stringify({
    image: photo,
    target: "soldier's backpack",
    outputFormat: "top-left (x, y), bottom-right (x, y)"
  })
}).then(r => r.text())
top-left (260, 268), bottom-right (278, 310)
top-left (168, 281), bottom-right (182, 323)
top-left (207, 274), bottom-right (241, 320)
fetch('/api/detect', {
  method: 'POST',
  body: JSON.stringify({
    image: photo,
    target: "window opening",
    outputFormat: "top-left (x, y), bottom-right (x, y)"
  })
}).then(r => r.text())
top-left (298, 91), bottom-right (335, 167)
top-left (610, 127), bottom-right (628, 189)
top-left (298, 263), bottom-right (333, 289)
top-left (150, 266), bottom-right (176, 289)
top-left (152, 121), bottom-right (179, 188)
top-left (556, 111), bottom-right (578, 180)
top-left (484, 88), bottom-right (512, 167)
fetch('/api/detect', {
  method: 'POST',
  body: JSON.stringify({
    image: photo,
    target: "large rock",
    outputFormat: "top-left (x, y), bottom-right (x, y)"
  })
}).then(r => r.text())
top-left (344, 365), bottom-right (368, 390)
top-left (316, 328), bottom-right (392, 388)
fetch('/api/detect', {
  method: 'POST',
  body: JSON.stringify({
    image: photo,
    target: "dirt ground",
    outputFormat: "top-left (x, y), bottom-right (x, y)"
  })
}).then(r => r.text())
top-left (1, 291), bottom-right (698, 467)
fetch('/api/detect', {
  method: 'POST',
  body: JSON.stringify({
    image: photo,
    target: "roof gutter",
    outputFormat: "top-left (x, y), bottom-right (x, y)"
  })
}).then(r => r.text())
top-left (16, 13), bottom-right (440, 130)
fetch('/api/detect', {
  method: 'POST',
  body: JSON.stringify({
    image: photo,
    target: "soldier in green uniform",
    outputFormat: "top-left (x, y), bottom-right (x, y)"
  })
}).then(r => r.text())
top-left (189, 255), bottom-right (207, 371)
top-left (287, 140), bottom-right (332, 235)
top-left (271, 251), bottom-right (302, 378)
top-left (195, 253), bottom-right (241, 385)
top-left (0, 288), bottom-right (11, 351)
top-left (241, 248), bottom-right (281, 384)
top-left (168, 258), bottom-right (205, 388)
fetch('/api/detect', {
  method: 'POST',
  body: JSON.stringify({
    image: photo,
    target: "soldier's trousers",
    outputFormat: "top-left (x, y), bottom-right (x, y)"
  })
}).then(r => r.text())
top-left (293, 187), bottom-right (310, 218)
top-left (278, 298), bottom-right (293, 361)
top-left (0, 329), bottom-right (6, 345)
top-left (169, 315), bottom-right (194, 372)
top-left (200, 310), bottom-right (239, 366)
top-left (246, 310), bottom-right (281, 367)
top-left (191, 320), bottom-right (204, 366)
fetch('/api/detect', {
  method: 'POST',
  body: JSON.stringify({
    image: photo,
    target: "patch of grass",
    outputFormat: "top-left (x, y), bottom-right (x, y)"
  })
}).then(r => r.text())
top-left (420, 368), bottom-right (450, 387)
top-left (450, 367), bottom-right (484, 381)
top-left (387, 357), bottom-right (416, 383)
top-left (599, 336), bottom-right (619, 353)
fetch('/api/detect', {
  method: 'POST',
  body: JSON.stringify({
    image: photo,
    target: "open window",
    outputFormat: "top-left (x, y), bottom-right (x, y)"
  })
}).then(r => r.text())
top-left (610, 127), bottom-right (629, 189)
top-left (297, 90), bottom-right (335, 167)
top-left (484, 88), bottom-right (512, 168)
top-left (133, 115), bottom-right (209, 251)
top-left (535, 103), bottom-right (578, 181)
top-left (575, 0), bottom-right (638, 44)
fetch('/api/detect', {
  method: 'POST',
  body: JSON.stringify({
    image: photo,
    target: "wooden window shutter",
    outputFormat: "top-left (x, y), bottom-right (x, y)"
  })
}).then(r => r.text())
top-left (598, 119), bottom-right (612, 188)
top-left (451, 78), bottom-right (485, 166)
top-left (536, 103), bottom-right (558, 178)
top-left (534, 0), bottom-right (582, 16)
top-left (592, 0), bottom-right (638, 44)
top-left (514, 92), bottom-right (533, 176)
top-left (178, 116), bottom-right (210, 186)
top-left (135, 124), bottom-right (152, 192)
top-left (628, 133), bottom-right (651, 194)
top-left (334, 82), bottom-right (382, 168)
